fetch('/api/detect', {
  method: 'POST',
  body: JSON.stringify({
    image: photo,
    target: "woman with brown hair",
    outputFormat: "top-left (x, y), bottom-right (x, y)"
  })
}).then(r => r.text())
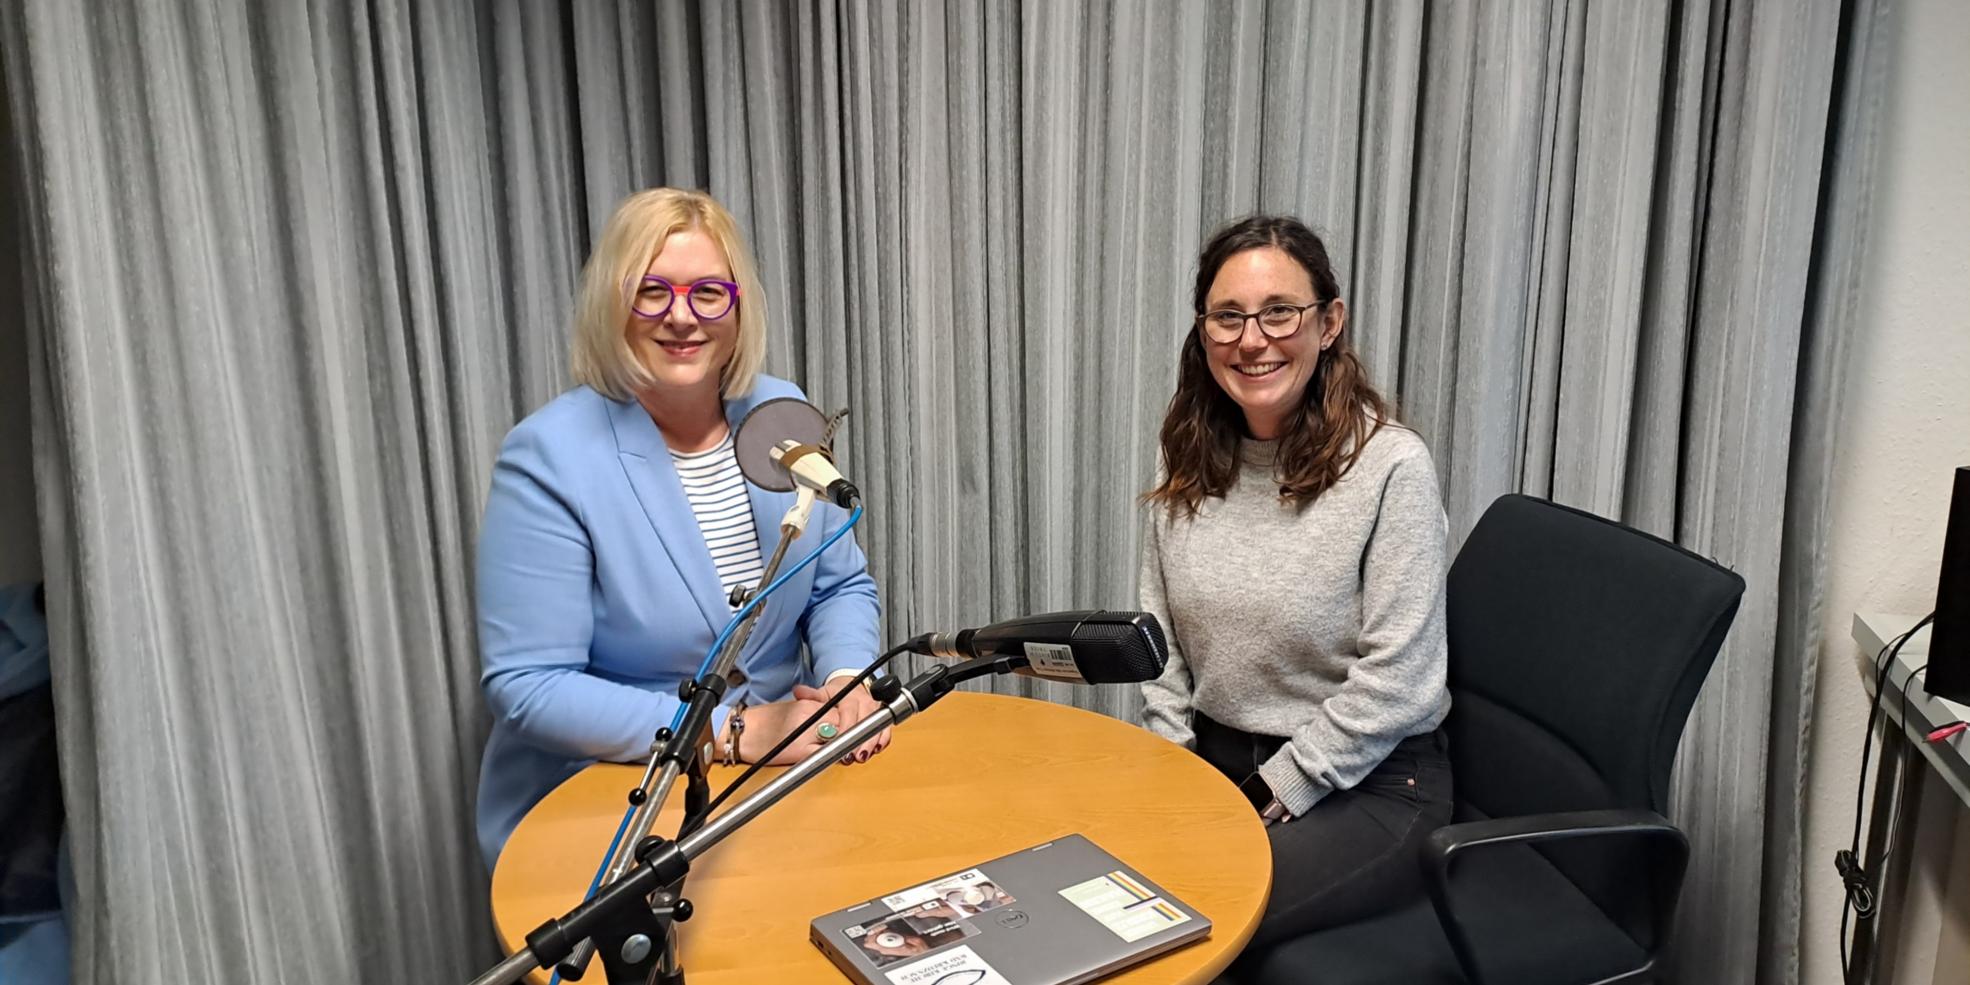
top-left (1139, 216), bottom-right (1454, 954)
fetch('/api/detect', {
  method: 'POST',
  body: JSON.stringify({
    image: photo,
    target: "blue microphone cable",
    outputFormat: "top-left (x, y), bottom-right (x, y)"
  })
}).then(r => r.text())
top-left (549, 504), bottom-right (864, 984)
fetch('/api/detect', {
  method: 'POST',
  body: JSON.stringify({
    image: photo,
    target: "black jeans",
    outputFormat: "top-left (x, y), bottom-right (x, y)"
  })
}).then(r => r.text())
top-left (1194, 713), bottom-right (1454, 956)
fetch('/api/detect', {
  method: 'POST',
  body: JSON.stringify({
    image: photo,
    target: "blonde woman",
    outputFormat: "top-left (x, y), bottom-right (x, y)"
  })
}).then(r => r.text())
top-left (475, 189), bottom-right (887, 867)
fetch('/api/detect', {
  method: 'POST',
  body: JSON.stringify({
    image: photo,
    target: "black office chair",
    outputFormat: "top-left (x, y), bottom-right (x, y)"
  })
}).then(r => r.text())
top-left (1235, 494), bottom-right (1745, 985)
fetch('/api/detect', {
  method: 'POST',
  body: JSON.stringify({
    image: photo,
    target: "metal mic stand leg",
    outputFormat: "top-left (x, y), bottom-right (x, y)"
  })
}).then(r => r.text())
top-left (635, 719), bottom-right (717, 984)
top-left (638, 745), bottom-right (712, 985)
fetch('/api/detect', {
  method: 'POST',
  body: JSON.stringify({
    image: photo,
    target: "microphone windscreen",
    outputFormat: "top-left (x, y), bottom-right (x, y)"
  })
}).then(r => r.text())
top-left (1069, 613), bottom-right (1169, 684)
top-left (733, 397), bottom-right (829, 491)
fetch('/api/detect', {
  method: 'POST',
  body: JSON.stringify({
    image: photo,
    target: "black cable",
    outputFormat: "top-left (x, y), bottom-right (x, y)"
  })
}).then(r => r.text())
top-left (1838, 617), bottom-right (1921, 975)
top-left (1839, 618), bottom-right (1921, 976)
top-left (1863, 660), bottom-right (1930, 985)
top-left (694, 642), bottom-right (915, 824)
top-left (1878, 662), bottom-right (1931, 875)
top-left (1838, 612), bottom-right (1932, 980)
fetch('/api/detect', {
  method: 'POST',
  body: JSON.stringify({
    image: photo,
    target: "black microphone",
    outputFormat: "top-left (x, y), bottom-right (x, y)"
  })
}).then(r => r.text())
top-left (905, 610), bottom-right (1168, 685)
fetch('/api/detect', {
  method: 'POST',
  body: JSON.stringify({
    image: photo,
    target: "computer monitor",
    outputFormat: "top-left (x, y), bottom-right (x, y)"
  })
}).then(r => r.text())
top-left (1927, 466), bottom-right (1970, 704)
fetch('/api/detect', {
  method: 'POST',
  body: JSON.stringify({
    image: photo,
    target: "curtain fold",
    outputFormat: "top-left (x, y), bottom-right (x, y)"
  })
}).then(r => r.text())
top-left (1760, 0), bottom-right (1897, 979)
top-left (0, 1), bottom-right (1871, 981)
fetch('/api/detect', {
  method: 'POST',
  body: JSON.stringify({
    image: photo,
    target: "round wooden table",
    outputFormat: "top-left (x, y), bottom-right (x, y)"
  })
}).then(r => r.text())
top-left (491, 691), bottom-right (1271, 984)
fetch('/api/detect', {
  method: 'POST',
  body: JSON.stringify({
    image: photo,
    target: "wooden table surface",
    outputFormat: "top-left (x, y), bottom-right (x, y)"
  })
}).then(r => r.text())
top-left (491, 691), bottom-right (1271, 983)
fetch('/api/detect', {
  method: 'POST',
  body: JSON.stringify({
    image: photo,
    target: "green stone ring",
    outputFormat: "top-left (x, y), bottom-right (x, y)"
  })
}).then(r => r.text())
top-left (817, 723), bottom-right (840, 742)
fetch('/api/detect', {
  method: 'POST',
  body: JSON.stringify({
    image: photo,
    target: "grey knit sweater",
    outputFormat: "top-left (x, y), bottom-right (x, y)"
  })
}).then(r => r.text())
top-left (1138, 425), bottom-right (1451, 816)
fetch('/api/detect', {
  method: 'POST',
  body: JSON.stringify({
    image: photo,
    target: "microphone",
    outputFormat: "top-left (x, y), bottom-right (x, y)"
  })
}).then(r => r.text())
top-left (906, 610), bottom-right (1168, 685)
top-left (770, 439), bottom-right (858, 509)
top-left (733, 397), bottom-right (859, 508)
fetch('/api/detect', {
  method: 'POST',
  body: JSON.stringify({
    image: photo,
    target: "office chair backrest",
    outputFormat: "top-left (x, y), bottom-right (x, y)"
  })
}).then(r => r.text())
top-left (1444, 495), bottom-right (1743, 943)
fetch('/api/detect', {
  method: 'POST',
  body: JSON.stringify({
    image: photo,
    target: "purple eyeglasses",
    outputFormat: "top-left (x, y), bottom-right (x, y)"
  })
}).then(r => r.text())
top-left (630, 276), bottom-right (740, 321)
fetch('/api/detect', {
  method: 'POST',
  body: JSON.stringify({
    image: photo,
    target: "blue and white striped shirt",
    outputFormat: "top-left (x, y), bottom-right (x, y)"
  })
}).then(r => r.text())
top-left (669, 434), bottom-right (766, 606)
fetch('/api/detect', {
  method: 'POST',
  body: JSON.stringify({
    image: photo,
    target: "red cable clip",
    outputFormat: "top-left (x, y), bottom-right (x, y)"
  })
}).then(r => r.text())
top-left (1928, 722), bottom-right (1969, 743)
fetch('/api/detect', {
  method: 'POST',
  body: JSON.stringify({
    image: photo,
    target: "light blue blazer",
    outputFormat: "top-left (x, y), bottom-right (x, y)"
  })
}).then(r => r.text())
top-left (474, 377), bottom-right (879, 867)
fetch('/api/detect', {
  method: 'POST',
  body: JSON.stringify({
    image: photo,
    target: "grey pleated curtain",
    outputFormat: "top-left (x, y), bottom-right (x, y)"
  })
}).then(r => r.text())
top-left (1, 1), bottom-right (1874, 983)
top-left (3, 1), bottom-right (515, 982)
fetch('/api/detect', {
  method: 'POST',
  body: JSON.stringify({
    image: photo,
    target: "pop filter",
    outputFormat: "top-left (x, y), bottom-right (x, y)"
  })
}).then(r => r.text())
top-left (733, 397), bottom-right (830, 493)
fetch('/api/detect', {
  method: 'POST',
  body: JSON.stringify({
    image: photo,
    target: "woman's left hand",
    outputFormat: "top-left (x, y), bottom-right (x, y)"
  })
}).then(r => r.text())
top-left (798, 677), bottom-right (893, 765)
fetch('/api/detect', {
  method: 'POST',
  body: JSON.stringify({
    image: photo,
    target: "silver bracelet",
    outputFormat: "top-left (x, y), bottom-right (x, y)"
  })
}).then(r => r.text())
top-left (723, 700), bottom-right (748, 766)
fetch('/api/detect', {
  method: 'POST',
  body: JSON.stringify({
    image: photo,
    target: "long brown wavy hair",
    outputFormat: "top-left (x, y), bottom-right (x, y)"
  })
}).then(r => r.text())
top-left (1146, 216), bottom-right (1395, 517)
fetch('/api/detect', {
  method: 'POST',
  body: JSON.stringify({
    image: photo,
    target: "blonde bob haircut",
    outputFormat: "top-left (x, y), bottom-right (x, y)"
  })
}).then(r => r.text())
top-left (570, 187), bottom-right (768, 401)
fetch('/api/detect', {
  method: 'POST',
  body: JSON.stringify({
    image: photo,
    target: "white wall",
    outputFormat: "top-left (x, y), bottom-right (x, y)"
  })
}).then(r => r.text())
top-left (0, 73), bottom-right (41, 588)
top-left (1800, 0), bottom-right (1970, 980)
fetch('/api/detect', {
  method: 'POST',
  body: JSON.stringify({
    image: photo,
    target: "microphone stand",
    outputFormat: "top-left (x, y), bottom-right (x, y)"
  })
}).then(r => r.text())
top-left (468, 656), bottom-right (1016, 985)
top-left (555, 489), bottom-right (821, 983)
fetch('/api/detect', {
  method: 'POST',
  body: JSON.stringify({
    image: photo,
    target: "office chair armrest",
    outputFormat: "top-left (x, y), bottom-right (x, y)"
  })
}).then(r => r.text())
top-left (1421, 809), bottom-right (1690, 985)
top-left (1428, 807), bottom-right (1687, 856)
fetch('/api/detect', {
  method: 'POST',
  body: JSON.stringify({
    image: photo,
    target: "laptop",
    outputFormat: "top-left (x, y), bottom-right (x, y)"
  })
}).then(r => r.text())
top-left (810, 833), bottom-right (1211, 985)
